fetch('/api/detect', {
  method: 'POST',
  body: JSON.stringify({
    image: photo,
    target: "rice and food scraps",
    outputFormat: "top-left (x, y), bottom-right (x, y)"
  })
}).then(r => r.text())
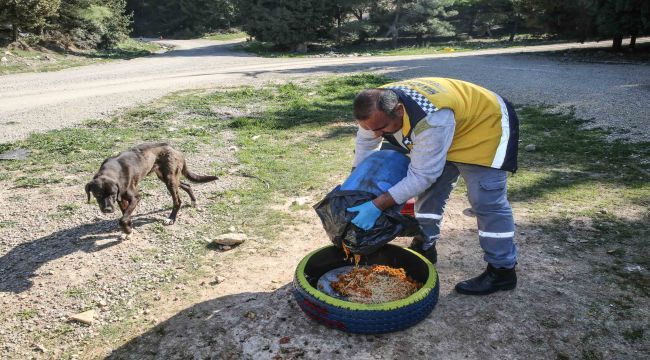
top-left (331, 265), bottom-right (421, 304)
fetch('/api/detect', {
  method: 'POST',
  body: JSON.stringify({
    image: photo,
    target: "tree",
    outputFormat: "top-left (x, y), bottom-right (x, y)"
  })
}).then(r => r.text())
top-left (594, 0), bottom-right (650, 50)
top-left (240, 0), bottom-right (335, 50)
top-left (126, 0), bottom-right (238, 38)
top-left (401, 0), bottom-right (457, 42)
top-left (58, 0), bottom-right (131, 48)
top-left (0, 0), bottom-right (60, 41)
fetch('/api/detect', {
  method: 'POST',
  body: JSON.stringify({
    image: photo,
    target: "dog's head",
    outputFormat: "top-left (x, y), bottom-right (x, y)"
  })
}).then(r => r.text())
top-left (85, 177), bottom-right (120, 214)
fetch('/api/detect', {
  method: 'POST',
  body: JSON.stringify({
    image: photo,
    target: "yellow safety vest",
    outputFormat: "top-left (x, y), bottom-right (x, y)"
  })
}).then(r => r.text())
top-left (381, 77), bottom-right (518, 172)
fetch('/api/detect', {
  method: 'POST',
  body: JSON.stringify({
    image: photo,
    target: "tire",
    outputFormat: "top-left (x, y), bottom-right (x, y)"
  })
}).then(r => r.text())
top-left (293, 244), bottom-right (439, 334)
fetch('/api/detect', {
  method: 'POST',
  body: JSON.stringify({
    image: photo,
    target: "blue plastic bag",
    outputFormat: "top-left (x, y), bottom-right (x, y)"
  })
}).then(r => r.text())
top-left (314, 150), bottom-right (418, 255)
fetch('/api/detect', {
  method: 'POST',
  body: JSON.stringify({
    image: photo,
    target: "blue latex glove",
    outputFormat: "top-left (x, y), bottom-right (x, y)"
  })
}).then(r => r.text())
top-left (347, 201), bottom-right (382, 230)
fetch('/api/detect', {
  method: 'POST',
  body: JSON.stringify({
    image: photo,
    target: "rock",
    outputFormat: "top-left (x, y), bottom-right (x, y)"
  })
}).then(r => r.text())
top-left (251, 135), bottom-right (261, 141)
top-left (599, 209), bottom-right (608, 214)
top-left (279, 336), bottom-right (291, 344)
top-left (228, 225), bottom-right (237, 232)
top-left (244, 311), bottom-right (256, 320)
top-left (291, 197), bottom-right (309, 206)
top-left (210, 275), bottom-right (226, 285)
top-left (524, 144), bottom-right (536, 152)
top-left (220, 245), bottom-right (232, 251)
top-left (33, 343), bottom-right (46, 353)
top-left (212, 233), bottom-right (247, 246)
top-left (624, 264), bottom-right (643, 273)
top-left (569, 216), bottom-right (596, 231)
top-left (228, 146), bottom-right (238, 152)
top-left (98, 299), bottom-right (108, 307)
top-left (69, 310), bottom-right (96, 325)
top-left (0, 57), bottom-right (7, 63)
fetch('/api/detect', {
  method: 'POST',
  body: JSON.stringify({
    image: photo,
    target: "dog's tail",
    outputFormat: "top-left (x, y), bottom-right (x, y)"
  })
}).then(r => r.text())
top-left (183, 163), bottom-right (218, 183)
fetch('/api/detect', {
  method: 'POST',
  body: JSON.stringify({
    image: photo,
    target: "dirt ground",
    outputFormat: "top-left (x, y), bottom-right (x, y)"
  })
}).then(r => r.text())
top-left (1, 143), bottom-right (648, 360)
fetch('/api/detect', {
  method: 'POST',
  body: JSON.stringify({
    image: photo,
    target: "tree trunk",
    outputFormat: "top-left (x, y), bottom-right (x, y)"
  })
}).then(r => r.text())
top-left (12, 23), bottom-right (18, 42)
top-left (391, 0), bottom-right (402, 49)
top-left (468, 8), bottom-right (478, 37)
top-left (630, 33), bottom-right (637, 49)
top-left (353, 9), bottom-right (363, 21)
top-left (11, 0), bottom-right (18, 42)
top-left (336, 7), bottom-right (342, 45)
top-left (612, 35), bottom-right (623, 51)
top-left (508, 18), bottom-right (518, 42)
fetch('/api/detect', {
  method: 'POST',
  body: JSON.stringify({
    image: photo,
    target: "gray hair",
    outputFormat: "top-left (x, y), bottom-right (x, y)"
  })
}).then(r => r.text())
top-left (353, 89), bottom-right (400, 120)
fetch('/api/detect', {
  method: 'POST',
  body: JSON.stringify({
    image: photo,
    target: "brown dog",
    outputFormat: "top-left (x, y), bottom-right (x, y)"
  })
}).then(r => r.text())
top-left (85, 143), bottom-right (218, 237)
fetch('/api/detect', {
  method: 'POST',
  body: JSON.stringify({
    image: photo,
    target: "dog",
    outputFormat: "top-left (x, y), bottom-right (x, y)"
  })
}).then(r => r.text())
top-left (85, 143), bottom-right (218, 238)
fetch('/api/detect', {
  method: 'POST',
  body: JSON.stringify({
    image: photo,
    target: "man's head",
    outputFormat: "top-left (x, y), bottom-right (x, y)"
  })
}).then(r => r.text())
top-left (353, 89), bottom-right (404, 137)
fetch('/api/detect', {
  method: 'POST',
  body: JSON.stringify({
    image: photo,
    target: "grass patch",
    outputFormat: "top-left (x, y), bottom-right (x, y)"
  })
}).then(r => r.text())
top-left (16, 309), bottom-right (38, 320)
top-left (622, 328), bottom-right (644, 342)
top-left (0, 220), bottom-right (17, 228)
top-left (0, 39), bottom-right (164, 76)
top-left (510, 106), bottom-right (649, 296)
top-left (14, 176), bottom-right (63, 188)
top-left (203, 31), bottom-right (248, 41)
top-left (236, 35), bottom-right (568, 57)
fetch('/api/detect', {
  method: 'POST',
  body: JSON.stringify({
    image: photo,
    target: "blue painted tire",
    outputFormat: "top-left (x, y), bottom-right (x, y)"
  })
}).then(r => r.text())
top-left (293, 244), bottom-right (439, 334)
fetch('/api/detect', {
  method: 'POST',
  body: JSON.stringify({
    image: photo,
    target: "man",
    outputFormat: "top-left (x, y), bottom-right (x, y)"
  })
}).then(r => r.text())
top-left (346, 77), bottom-right (519, 296)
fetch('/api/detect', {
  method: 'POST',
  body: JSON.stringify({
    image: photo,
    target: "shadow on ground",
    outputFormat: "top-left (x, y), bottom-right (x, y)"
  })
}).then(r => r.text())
top-left (0, 213), bottom-right (161, 293)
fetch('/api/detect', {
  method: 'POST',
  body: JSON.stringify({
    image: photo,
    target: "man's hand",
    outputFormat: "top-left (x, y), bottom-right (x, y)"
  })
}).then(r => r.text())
top-left (347, 201), bottom-right (382, 230)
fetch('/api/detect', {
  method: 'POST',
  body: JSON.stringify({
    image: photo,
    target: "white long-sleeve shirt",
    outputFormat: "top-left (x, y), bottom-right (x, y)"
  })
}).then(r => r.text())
top-left (353, 109), bottom-right (456, 204)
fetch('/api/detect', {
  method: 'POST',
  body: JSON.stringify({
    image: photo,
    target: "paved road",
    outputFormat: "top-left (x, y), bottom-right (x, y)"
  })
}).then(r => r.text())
top-left (1, 38), bottom-right (649, 144)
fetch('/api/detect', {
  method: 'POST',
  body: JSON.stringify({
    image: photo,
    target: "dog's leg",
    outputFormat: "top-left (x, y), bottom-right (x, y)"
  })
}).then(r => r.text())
top-left (119, 199), bottom-right (130, 213)
top-left (179, 181), bottom-right (197, 207)
top-left (119, 193), bottom-right (139, 236)
top-left (164, 179), bottom-right (182, 225)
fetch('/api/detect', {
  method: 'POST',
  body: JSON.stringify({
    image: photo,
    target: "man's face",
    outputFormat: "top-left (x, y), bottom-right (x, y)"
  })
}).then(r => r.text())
top-left (359, 104), bottom-right (404, 138)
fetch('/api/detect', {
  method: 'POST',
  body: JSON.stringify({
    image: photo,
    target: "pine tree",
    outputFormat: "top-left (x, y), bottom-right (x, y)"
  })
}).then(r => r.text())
top-left (0, 0), bottom-right (61, 41)
top-left (594, 0), bottom-right (650, 50)
top-left (241, 0), bottom-right (335, 50)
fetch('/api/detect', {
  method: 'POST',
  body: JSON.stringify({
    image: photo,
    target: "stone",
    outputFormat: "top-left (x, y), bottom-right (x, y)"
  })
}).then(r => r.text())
top-left (69, 310), bottom-right (96, 325)
top-left (244, 311), bottom-right (256, 320)
top-left (624, 264), bottom-right (643, 273)
top-left (212, 233), bottom-right (247, 246)
top-left (251, 135), bottom-right (261, 141)
top-left (291, 197), bottom-right (309, 206)
top-left (569, 216), bottom-right (596, 231)
top-left (33, 343), bottom-right (46, 353)
top-left (525, 144), bottom-right (536, 152)
top-left (0, 57), bottom-right (7, 63)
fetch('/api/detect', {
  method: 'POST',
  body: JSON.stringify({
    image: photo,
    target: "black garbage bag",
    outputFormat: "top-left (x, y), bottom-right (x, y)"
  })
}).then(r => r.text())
top-left (313, 185), bottom-right (418, 256)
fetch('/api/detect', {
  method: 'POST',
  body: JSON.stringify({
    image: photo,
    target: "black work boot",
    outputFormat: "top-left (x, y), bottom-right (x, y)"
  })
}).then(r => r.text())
top-left (455, 264), bottom-right (517, 296)
top-left (408, 237), bottom-right (437, 264)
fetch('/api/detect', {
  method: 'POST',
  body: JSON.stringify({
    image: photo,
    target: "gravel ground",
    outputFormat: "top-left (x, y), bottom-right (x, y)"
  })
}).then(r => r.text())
top-left (1, 37), bottom-right (648, 144)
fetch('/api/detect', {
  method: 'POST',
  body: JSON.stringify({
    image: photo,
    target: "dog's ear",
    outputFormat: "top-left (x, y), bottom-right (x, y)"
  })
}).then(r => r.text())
top-left (85, 182), bottom-right (93, 203)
